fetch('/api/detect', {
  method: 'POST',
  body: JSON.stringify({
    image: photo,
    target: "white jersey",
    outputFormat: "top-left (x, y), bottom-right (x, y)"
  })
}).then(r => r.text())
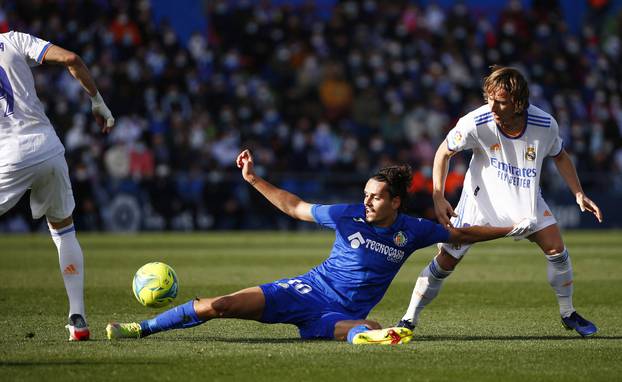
top-left (446, 104), bottom-right (563, 226)
top-left (0, 31), bottom-right (64, 174)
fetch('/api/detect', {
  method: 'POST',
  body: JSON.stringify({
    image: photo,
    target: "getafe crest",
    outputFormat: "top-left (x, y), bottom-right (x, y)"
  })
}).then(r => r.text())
top-left (525, 146), bottom-right (536, 161)
top-left (393, 231), bottom-right (408, 247)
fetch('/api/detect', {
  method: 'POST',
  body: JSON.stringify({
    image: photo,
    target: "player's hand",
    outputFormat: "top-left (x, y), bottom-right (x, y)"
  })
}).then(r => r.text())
top-left (507, 217), bottom-right (537, 239)
top-left (576, 192), bottom-right (603, 223)
top-left (433, 195), bottom-right (457, 228)
top-left (236, 149), bottom-right (256, 183)
top-left (91, 92), bottom-right (115, 133)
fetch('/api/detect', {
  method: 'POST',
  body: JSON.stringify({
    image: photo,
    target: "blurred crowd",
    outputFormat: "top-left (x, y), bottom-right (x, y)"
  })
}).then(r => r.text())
top-left (1, 0), bottom-right (621, 231)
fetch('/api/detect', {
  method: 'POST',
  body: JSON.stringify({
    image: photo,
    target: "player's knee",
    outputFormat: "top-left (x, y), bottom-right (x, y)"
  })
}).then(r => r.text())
top-left (211, 296), bottom-right (234, 316)
top-left (192, 298), bottom-right (210, 317)
top-left (436, 250), bottom-right (460, 271)
top-left (543, 245), bottom-right (565, 256)
top-left (47, 216), bottom-right (74, 229)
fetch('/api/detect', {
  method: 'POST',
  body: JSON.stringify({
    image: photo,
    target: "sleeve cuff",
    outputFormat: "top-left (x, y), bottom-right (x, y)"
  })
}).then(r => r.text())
top-left (550, 143), bottom-right (564, 158)
top-left (446, 137), bottom-right (456, 152)
top-left (36, 42), bottom-right (52, 64)
top-left (310, 204), bottom-right (319, 223)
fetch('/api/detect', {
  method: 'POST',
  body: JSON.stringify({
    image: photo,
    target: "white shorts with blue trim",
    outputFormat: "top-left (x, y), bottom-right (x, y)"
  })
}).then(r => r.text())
top-left (439, 187), bottom-right (557, 259)
top-left (0, 154), bottom-right (75, 222)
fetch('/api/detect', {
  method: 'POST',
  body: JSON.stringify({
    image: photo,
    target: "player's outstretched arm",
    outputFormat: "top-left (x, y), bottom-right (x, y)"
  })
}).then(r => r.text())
top-left (432, 140), bottom-right (458, 227)
top-left (447, 225), bottom-right (511, 244)
top-left (553, 149), bottom-right (603, 223)
top-left (236, 149), bottom-right (314, 222)
top-left (448, 217), bottom-right (537, 244)
top-left (42, 45), bottom-right (115, 133)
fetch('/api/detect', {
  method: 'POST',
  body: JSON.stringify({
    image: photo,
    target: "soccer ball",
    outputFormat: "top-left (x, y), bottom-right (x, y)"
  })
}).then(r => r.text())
top-left (132, 262), bottom-right (179, 308)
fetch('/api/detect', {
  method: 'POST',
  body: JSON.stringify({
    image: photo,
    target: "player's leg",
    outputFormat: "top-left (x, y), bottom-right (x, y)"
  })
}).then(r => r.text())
top-left (398, 247), bottom-right (461, 330)
top-left (0, 166), bottom-right (35, 217)
top-left (47, 215), bottom-right (86, 329)
top-left (0, 168), bottom-right (89, 341)
top-left (194, 286), bottom-right (265, 320)
top-left (30, 156), bottom-right (89, 340)
top-left (528, 223), bottom-right (597, 336)
top-left (298, 310), bottom-right (411, 344)
top-left (107, 287), bottom-right (266, 339)
top-left (528, 224), bottom-right (571, 314)
top-left (398, 189), bottom-right (478, 329)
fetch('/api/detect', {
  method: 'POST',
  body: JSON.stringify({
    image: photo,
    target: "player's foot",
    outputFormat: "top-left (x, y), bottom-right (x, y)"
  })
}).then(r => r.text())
top-left (350, 327), bottom-right (413, 345)
top-left (66, 314), bottom-right (90, 341)
top-left (106, 322), bottom-right (142, 340)
top-left (561, 311), bottom-right (597, 337)
top-left (396, 319), bottom-right (415, 331)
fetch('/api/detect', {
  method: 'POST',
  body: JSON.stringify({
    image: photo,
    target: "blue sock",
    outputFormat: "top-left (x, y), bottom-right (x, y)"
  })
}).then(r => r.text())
top-left (347, 325), bottom-right (370, 344)
top-left (139, 299), bottom-right (205, 337)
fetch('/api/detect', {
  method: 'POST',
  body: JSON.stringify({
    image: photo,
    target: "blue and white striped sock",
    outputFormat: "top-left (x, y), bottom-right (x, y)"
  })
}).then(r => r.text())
top-left (50, 223), bottom-right (85, 320)
top-left (401, 258), bottom-right (452, 326)
top-left (546, 248), bottom-right (575, 318)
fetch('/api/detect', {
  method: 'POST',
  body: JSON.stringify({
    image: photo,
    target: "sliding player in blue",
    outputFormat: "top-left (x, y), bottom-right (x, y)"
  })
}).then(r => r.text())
top-left (107, 149), bottom-right (533, 344)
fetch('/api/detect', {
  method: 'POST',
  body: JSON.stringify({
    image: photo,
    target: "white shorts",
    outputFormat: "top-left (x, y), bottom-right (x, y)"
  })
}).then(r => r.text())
top-left (440, 188), bottom-right (557, 259)
top-left (0, 154), bottom-right (75, 222)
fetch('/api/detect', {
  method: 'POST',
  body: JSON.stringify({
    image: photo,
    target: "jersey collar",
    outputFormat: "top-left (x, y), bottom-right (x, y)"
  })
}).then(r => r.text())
top-left (493, 103), bottom-right (530, 140)
top-left (496, 114), bottom-right (527, 139)
top-left (372, 213), bottom-right (403, 234)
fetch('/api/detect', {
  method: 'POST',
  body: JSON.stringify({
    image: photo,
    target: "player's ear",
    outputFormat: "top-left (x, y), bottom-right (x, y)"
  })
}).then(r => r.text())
top-left (391, 195), bottom-right (401, 211)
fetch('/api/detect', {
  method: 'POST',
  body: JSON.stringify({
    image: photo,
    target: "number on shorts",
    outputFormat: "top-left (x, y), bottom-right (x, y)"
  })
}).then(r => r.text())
top-left (287, 279), bottom-right (312, 294)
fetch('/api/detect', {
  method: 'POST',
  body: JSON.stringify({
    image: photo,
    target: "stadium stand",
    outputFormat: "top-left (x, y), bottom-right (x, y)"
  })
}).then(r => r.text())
top-left (1, 0), bottom-right (621, 231)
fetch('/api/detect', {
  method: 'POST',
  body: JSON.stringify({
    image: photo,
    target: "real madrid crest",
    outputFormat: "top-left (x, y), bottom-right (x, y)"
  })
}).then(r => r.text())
top-left (525, 145), bottom-right (536, 161)
top-left (393, 231), bottom-right (408, 247)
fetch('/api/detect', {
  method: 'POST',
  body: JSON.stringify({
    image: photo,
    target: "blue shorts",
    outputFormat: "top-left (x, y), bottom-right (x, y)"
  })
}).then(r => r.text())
top-left (259, 276), bottom-right (360, 339)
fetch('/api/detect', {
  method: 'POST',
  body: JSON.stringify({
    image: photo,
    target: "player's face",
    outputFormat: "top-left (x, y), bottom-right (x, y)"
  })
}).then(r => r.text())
top-left (487, 87), bottom-right (516, 125)
top-left (363, 179), bottom-right (400, 227)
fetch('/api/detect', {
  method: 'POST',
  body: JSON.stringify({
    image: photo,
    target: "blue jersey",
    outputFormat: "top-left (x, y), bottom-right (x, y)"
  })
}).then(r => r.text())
top-left (306, 203), bottom-right (450, 318)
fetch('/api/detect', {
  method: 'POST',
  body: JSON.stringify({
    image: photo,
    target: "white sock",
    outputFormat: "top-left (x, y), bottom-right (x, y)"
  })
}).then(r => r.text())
top-left (50, 223), bottom-right (86, 321)
top-left (546, 248), bottom-right (574, 318)
top-left (401, 258), bottom-right (452, 326)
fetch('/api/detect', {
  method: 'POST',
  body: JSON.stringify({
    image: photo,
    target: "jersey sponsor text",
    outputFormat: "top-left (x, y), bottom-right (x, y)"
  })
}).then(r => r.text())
top-left (364, 237), bottom-right (405, 263)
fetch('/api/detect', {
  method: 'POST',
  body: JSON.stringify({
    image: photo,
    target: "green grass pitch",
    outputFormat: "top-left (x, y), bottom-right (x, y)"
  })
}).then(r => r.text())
top-left (1, 231), bottom-right (621, 381)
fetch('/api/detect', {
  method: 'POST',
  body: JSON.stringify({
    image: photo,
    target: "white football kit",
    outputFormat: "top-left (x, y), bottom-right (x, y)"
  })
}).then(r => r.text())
top-left (441, 104), bottom-right (561, 258)
top-left (0, 31), bottom-right (74, 221)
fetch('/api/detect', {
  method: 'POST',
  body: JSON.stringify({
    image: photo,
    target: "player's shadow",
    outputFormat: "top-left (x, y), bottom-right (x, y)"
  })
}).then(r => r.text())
top-left (417, 335), bottom-right (622, 341)
top-left (157, 336), bottom-right (303, 344)
top-left (214, 337), bottom-right (310, 344)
